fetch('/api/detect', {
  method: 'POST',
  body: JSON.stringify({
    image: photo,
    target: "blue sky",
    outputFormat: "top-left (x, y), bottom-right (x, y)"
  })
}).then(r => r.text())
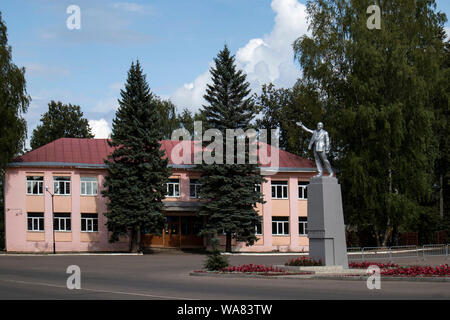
top-left (1, 0), bottom-right (449, 144)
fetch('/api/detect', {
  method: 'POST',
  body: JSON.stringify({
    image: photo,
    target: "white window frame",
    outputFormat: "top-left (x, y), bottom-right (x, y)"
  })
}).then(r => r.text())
top-left (81, 214), bottom-right (98, 232)
top-left (189, 179), bottom-right (201, 198)
top-left (299, 217), bottom-right (308, 236)
top-left (166, 179), bottom-right (180, 197)
top-left (272, 217), bottom-right (289, 235)
top-left (271, 181), bottom-right (288, 199)
top-left (298, 181), bottom-right (308, 200)
top-left (255, 184), bottom-right (261, 193)
top-left (53, 213), bottom-right (71, 232)
top-left (27, 213), bottom-right (44, 232)
top-left (54, 176), bottom-right (71, 195)
top-left (81, 177), bottom-right (98, 196)
top-left (26, 176), bottom-right (44, 195)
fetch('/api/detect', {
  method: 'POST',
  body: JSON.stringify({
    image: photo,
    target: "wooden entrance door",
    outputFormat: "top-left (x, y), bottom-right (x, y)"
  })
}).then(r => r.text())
top-left (165, 216), bottom-right (180, 248)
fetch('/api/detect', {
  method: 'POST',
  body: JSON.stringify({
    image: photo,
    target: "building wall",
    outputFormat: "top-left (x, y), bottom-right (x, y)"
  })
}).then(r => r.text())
top-left (4, 167), bottom-right (314, 253)
top-left (232, 173), bottom-right (313, 252)
top-left (4, 167), bottom-right (129, 253)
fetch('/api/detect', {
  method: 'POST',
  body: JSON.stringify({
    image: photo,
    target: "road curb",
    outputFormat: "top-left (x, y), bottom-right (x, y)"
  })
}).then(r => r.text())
top-left (0, 252), bottom-right (143, 256)
top-left (312, 275), bottom-right (450, 282)
top-left (189, 271), bottom-right (314, 279)
top-left (190, 271), bottom-right (450, 282)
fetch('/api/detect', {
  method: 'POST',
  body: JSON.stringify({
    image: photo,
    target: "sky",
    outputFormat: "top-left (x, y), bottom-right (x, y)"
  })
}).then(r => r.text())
top-left (1, 0), bottom-right (449, 146)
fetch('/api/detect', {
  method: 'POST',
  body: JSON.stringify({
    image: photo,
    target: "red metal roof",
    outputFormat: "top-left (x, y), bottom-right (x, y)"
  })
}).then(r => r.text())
top-left (11, 138), bottom-right (315, 169)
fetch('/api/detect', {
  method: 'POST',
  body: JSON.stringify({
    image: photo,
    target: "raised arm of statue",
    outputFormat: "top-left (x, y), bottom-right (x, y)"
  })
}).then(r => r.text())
top-left (296, 121), bottom-right (314, 134)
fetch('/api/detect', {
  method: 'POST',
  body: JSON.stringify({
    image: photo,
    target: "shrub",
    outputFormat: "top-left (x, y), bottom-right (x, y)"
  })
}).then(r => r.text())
top-left (285, 256), bottom-right (323, 266)
top-left (204, 238), bottom-right (229, 271)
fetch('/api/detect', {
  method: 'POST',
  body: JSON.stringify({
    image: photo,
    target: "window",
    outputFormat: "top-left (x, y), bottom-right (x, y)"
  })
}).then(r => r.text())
top-left (53, 213), bottom-right (71, 231)
top-left (272, 217), bottom-right (289, 235)
top-left (167, 179), bottom-right (180, 197)
top-left (81, 214), bottom-right (98, 232)
top-left (190, 179), bottom-right (201, 198)
top-left (255, 184), bottom-right (261, 193)
top-left (181, 216), bottom-right (202, 235)
top-left (271, 181), bottom-right (288, 199)
top-left (255, 220), bottom-right (263, 235)
top-left (298, 181), bottom-right (308, 199)
top-left (81, 177), bottom-right (98, 196)
top-left (27, 213), bottom-right (44, 231)
top-left (54, 176), bottom-right (71, 195)
top-left (27, 176), bottom-right (44, 195)
top-left (299, 217), bottom-right (308, 236)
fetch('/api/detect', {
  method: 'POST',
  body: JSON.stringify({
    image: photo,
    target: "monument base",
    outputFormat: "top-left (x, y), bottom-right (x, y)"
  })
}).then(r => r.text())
top-left (307, 176), bottom-right (348, 268)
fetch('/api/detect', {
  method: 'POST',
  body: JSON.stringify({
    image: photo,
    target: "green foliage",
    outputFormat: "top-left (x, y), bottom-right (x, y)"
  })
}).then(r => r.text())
top-left (154, 97), bottom-right (180, 139)
top-left (202, 45), bottom-right (258, 131)
top-left (197, 45), bottom-right (264, 252)
top-left (254, 81), bottom-right (323, 156)
top-left (152, 100), bottom-right (202, 139)
top-left (30, 101), bottom-right (94, 149)
top-left (0, 12), bottom-right (29, 168)
top-left (102, 61), bottom-right (171, 252)
top-left (204, 238), bottom-right (229, 271)
top-left (291, 0), bottom-right (448, 246)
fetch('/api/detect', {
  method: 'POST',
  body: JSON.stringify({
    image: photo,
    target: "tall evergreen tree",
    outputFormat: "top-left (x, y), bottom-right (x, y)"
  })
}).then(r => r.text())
top-left (293, 0), bottom-right (447, 246)
top-left (30, 101), bottom-right (93, 149)
top-left (102, 61), bottom-right (170, 252)
top-left (197, 45), bottom-right (264, 252)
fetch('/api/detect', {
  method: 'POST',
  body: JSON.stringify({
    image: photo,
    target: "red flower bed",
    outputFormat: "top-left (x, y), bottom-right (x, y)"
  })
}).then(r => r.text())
top-left (285, 257), bottom-right (323, 266)
top-left (221, 264), bottom-right (285, 273)
top-left (381, 264), bottom-right (450, 277)
top-left (349, 261), bottom-right (399, 269)
top-left (219, 264), bottom-right (311, 276)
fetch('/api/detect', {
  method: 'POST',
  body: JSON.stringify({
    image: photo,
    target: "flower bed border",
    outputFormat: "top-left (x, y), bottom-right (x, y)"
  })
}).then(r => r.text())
top-left (189, 271), bottom-right (450, 282)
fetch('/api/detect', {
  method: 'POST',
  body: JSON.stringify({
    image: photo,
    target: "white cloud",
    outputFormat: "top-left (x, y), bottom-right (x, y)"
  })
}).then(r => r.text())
top-left (111, 2), bottom-right (153, 14)
top-left (25, 63), bottom-right (70, 78)
top-left (170, 0), bottom-right (309, 112)
top-left (89, 118), bottom-right (111, 139)
top-left (445, 26), bottom-right (450, 41)
top-left (170, 68), bottom-right (212, 111)
top-left (94, 97), bottom-right (119, 113)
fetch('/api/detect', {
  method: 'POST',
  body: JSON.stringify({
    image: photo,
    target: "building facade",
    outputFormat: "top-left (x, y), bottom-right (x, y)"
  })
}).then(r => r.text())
top-left (4, 138), bottom-right (316, 253)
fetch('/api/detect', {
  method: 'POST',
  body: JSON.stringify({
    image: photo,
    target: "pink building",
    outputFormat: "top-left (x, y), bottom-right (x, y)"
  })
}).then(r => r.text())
top-left (4, 138), bottom-right (316, 253)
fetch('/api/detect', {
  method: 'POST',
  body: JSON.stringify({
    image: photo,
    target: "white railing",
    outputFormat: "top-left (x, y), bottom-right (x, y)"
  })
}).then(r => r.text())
top-left (347, 244), bottom-right (449, 261)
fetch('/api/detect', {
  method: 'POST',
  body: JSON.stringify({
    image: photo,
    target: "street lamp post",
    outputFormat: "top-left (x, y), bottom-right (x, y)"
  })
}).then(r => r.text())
top-left (45, 186), bottom-right (56, 254)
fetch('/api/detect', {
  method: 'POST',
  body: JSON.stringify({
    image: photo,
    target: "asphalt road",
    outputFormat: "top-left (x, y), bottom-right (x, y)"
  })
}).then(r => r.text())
top-left (0, 253), bottom-right (448, 300)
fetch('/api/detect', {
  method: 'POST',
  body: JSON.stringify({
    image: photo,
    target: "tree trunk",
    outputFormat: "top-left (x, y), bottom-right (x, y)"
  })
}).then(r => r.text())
top-left (440, 175), bottom-right (444, 219)
top-left (225, 232), bottom-right (232, 253)
top-left (129, 228), bottom-right (141, 253)
top-left (382, 224), bottom-right (392, 247)
top-left (374, 226), bottom-right (381, 247)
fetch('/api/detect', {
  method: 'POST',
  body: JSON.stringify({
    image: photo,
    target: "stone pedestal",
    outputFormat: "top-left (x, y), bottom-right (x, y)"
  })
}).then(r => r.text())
top-left (307, 176), bottom-right (348, 268)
